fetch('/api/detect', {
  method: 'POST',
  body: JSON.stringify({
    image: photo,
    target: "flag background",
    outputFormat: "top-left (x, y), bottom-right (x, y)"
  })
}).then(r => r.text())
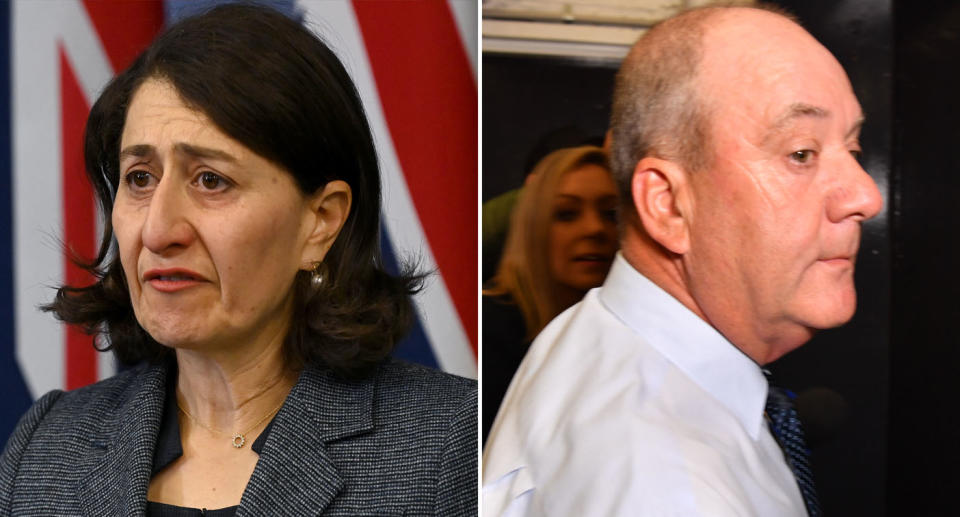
top-left (0, 0), bottom-right (477, 446)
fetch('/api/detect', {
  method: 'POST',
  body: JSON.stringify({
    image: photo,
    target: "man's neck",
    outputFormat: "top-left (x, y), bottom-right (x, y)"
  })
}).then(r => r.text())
top-left (620, 230), bottom-right (801, 366)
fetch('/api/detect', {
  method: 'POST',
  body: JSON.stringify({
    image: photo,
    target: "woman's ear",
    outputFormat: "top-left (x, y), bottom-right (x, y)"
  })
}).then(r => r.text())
top-left (300, 180), bottom-right (352, 267)
top-left (630, 157), bottom-right (691, 255)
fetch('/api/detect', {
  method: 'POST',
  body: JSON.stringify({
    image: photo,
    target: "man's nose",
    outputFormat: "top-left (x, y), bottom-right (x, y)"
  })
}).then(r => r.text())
top-left (141, 178), bottom-right (195, 254)
top-left (826, 153), bottom-right (884, 223)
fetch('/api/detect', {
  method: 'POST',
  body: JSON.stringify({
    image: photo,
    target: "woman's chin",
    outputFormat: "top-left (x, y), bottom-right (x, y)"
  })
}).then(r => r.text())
top-left (139, 321), bottom-right (207, 351)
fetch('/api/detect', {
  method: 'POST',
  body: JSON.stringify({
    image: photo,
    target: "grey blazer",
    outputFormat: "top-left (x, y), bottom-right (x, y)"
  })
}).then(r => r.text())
top-left (0, 358), bottom-right (477, 516)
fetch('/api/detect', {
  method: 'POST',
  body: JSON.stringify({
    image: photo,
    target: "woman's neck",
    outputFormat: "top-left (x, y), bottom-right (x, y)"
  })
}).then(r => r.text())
top-left (174, 337), bottom-right (297, 436)
top-left (554, 283), bottom-right (587, 315)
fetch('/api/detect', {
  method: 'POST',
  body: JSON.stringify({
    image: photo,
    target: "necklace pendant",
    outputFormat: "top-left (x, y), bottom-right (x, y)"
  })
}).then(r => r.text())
top-left (232, 433), bottom-right (246, 448)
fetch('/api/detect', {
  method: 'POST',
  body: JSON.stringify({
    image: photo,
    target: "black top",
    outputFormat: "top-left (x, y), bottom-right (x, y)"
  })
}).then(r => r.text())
top-left (481, 294), bottom-right (530, 442)
top-left (147, 367), bottom-right (275, 517)
top-left (147, 501), bottom-right (239, 516)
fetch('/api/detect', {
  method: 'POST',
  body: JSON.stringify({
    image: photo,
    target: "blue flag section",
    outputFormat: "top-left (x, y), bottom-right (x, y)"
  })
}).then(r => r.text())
top-left (0, 0), bottom-right (33, 451)
top-left (0, 0), bottom-right (476, 447)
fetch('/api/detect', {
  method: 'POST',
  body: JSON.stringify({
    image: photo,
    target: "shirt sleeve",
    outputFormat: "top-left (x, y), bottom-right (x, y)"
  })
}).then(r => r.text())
top-left (482, 466), bottom-right (536, 517)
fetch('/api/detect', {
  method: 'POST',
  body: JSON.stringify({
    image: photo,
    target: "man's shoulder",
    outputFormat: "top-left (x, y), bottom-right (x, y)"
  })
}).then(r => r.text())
top-left (501, 289), bottom-right (652, 402)
top-left (483, 417), bottom-right (747, 516)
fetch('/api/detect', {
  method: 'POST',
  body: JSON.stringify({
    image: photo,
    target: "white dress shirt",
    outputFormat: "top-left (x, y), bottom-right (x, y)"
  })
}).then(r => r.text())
top-left (483, 253), bottom-right (807, 517)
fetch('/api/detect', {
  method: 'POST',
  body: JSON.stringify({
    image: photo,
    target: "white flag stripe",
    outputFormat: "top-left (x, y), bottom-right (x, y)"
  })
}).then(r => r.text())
top-left (298, 0), bottom-right (476, 378)
top-left (14, 0), bottom-right (114, 397)
top-left (447, 0), bottom-right (478, 82)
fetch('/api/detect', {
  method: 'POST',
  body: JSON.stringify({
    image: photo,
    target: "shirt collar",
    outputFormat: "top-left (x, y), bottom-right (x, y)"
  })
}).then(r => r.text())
top-left (598, 252), bottom-right (769, 439)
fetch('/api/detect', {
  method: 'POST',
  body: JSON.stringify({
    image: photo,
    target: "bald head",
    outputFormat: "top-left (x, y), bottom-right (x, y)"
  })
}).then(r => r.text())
top-left (610, 6), bottom-right (812, 215)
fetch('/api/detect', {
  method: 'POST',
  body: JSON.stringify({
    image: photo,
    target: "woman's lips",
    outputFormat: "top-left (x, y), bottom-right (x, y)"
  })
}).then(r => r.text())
top-left (143, 268), bottom-right (206, 292)
top-left (572, 254), bottom-right (614, 270)
top-left (573, 253), bottom-right (613, 262)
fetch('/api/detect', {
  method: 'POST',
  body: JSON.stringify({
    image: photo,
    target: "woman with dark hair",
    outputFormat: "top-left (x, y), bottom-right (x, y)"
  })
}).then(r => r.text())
top-left (0, 5), bottom-right (476, 515)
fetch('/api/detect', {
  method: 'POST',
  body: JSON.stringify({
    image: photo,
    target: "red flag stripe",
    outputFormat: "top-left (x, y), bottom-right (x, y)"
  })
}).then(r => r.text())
top-left (60, 46), bottom-right (97, 389)
top-left (352, 1), bottom-right (478, 354)
top-left (82, 0), bottom-right (164, 73)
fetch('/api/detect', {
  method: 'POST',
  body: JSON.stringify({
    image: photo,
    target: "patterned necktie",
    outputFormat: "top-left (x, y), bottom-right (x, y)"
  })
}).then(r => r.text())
top-left (765, 385), bottom-right (822, 517)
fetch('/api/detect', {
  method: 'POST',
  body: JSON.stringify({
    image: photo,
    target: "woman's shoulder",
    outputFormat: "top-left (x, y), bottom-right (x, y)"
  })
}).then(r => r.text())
top-left (0, 362), bottom-right (166, 510)
top-left (370, 358), bottom-right (476, 422)
top-left (295, 358), bottom-right (475, 428)
top-left (41, 362), bottom-right (162, 418)
top-left (5, 362), bottom-right (165, 449)
top-left (375, 358), bottom-right (476, 397)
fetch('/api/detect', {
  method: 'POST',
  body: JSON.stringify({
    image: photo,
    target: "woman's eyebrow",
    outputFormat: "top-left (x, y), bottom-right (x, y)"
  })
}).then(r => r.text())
top-left (175, 142), bottom-right (237, 162)
top-left (118, 143), bottom-right (238, 163)
top-left (119, 144), bottom-right (154, 160)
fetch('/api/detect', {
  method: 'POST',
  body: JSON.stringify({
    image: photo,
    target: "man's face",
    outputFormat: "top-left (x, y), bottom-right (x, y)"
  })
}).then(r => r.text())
top-left (682, 14), bottom-right (883, 361)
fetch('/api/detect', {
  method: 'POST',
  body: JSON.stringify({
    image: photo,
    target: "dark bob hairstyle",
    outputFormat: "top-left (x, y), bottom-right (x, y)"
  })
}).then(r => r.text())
top-left (45, 3), bottom-right (421, 378)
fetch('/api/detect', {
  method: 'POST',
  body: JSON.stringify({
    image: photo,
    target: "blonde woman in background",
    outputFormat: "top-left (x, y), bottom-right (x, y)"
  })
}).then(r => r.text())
top-left (482, 145), bottom-right (618, 439)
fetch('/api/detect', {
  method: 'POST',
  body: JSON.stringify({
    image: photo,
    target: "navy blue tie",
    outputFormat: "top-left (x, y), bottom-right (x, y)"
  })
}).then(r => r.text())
top-left (765, 385), bottom-right (821, 517)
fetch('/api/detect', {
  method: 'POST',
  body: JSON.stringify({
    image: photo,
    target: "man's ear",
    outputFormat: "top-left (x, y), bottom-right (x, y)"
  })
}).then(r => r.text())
top-left (630, 157), bottom-right (691, 255)
top-left (300, 180), bottom-right (352, 267)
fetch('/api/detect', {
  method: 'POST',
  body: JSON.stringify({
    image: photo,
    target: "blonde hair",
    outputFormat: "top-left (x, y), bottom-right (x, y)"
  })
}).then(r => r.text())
top-left (485, 145), bottom-right (610, 339)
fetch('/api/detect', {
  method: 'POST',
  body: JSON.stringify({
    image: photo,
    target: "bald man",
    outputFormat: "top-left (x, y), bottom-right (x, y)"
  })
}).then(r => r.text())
top-left (483, 6), bottom-right (882, 517)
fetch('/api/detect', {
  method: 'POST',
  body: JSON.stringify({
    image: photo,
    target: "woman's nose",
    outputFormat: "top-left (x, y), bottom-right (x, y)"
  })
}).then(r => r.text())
top-left (141, 180), bottom-right (195, 254)
top-left (581, 207), bottom-right (611, 239)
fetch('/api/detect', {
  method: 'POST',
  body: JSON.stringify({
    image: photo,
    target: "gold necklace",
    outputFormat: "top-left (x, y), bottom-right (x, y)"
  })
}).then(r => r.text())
top-left (178, 399), bottom-right (285, 449)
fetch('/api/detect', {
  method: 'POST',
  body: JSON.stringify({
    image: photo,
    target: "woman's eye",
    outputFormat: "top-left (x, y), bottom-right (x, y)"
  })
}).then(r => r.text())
top-left (125, 170), bottom-right (154, 189)
top-left (554, 209), bottom-right (579, 222)
top-left (850, 149), bottom-right (863, 161)
top-left (198, 171), bottom-right (228, 191)
top-left (789, 150), bottom-right (815, 164)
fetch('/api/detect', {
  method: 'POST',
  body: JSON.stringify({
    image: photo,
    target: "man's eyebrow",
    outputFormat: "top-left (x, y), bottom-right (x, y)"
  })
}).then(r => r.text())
top-left (762, 103), bottom-right (865, 143)
top-left (846, 116), bottom-right (866, 140)
top-left (769, 103), bottom-right (830, 133)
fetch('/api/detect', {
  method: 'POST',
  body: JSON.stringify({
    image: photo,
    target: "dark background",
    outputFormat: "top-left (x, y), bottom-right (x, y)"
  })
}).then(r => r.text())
top-left (483, 1), bottom-right (960, 514)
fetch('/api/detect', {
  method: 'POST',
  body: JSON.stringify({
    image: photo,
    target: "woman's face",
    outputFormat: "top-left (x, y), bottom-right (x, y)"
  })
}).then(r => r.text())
top-left (113, 79), bottom-right (318, 352)
top-left (548, 163), bottom-right (619, 292)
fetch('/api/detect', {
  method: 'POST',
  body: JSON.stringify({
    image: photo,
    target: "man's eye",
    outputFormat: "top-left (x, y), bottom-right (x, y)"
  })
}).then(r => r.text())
top-left (789, 150), bottom-right (814, 164)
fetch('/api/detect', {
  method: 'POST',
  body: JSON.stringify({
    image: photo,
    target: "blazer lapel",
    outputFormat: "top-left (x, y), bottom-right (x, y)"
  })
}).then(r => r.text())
top-left (77, 363), bottom-right (168, 517)
top-left (237, 367), bottom-right (375, 516)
